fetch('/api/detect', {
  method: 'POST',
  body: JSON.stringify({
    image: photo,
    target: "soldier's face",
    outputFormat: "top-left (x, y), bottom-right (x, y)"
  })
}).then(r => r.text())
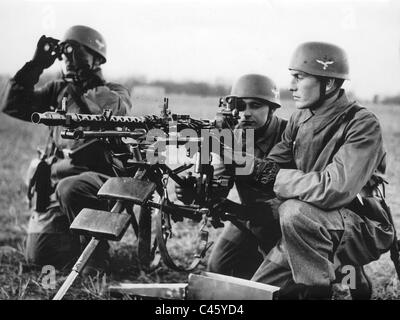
top-left (289, 70), bottom-right (321, 109)
top-left (238, 98), bottom-right (270, 129)
top-left (62, 42), bottom-right (94, 73)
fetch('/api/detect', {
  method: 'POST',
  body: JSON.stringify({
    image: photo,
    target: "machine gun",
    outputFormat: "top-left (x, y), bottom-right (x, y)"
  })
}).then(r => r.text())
top-left (31, 96), bottom-right (238, 131)
top-left (32, 98), bottom-right (263, 299)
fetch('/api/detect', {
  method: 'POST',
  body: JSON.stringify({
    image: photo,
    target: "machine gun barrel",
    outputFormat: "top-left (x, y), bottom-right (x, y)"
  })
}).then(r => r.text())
top-left (31, 111), bottom-right (161, 129)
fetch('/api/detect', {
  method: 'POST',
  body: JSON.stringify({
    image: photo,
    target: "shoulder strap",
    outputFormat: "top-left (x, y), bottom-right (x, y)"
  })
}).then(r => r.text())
top-left (335, 103), bottom-right (365, 142)
top-left (279, 118), bottom-right (288, 137)
top-left (327, 103), bottom-right (365, 160)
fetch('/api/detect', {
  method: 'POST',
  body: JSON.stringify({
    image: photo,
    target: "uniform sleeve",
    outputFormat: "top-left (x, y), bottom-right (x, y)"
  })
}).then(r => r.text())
top-left (274, 111), bottom-right (385, 210)
top-left (2, 61), bottom-right (56, 122)
top-left (266, 113), bottom-right (297, 168)
top-left (83, 82), bottom-right (132, 116)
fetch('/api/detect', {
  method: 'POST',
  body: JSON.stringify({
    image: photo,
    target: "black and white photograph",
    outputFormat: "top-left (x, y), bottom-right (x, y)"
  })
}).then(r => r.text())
top-left (1, 0), bottom-right (400, 305)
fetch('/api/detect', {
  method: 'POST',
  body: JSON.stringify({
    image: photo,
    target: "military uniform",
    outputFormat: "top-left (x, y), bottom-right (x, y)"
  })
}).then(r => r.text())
top-left (3, 60), bottom-right (132, 268)
top-left (251, 90), bottom-right (394, 291)
top-left (208, 115), bottom-right (287, 279)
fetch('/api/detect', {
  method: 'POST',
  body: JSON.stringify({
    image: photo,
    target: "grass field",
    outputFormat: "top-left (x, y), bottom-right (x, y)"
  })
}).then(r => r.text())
top-left (1, 90), bottom-right (400, 300)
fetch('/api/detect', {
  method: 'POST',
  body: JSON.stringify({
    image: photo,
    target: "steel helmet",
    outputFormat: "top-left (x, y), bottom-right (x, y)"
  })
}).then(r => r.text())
top-left (289, 42), bottom-right (349, 80)
top-left (62, 25), bottom-right (107, 63)
top-left (228, 74), bottom-right (281, 108)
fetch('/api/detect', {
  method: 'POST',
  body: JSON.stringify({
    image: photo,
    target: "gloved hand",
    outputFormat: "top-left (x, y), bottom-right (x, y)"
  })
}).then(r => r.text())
top-left (32, 35), bottom-right (59, 69)
top-left (175, 174), bottom-right (197, 205)
top-left (253, 158), bottom-right (280, 189)
top-left (209, 198), bottom-right (236, 219)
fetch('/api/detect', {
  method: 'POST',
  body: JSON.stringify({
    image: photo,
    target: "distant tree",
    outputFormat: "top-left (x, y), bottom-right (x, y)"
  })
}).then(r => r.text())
top-left (382, 95), bottom-right (400, 105)
top-left (0, 72), bottom-right (232, 98)
top-left (148, 80), bottom-right (228, 96)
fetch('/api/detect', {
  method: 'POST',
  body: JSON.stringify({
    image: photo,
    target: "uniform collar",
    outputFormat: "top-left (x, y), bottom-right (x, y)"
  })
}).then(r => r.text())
top-left (255, 115), bottom-right (280, 153)
top-left (298, 89), bottom-right (354, 128)
top-left (93, 68), bottom-right (104, 80)
top-left (312, 89), bottom-right (349, 117)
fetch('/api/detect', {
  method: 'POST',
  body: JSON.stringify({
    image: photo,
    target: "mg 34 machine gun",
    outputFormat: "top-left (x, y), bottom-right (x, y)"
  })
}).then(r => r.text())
top-left (32, 98), bottom-right (262, 299)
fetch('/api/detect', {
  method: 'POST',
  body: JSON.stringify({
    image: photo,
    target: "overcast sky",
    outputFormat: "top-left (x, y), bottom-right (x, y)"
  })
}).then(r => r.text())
top-left (0, 0), bottom-right (399, 99)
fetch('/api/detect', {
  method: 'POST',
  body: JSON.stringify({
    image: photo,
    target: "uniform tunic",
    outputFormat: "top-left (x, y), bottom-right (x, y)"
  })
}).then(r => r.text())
top-left (208, 115), bottom-right (287, 279)
top-left (2, 61), bottom-right (132, 267)
top-left (251, 90), bottom-right (394, 288)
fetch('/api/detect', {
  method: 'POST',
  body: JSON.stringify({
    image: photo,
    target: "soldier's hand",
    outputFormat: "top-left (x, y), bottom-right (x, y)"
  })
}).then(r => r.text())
top-left (32, 35), bottom-right (59, 69)
top-left (175, 174), bottom-right (197, 205)
top-left (209, 197), bottom-right (229, 219)
top-left (253, 158), bottom-right (280, 189)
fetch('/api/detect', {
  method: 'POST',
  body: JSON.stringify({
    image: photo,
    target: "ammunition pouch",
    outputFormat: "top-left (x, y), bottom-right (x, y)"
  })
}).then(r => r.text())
top-left (347, 174), bottom-right (392, 228)
top-left (345, 174), bottom-right (396, 261)
top-left (27, 157), bottom-right (53, 213)
top-left (348, 195), bottom-right (391, 227)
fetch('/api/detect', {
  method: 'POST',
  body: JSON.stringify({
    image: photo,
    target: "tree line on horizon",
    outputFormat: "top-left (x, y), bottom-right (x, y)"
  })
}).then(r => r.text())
top-left (0, 73), bottom-right (398, 104)
top-left (0, 73), bottom-right (299, 101)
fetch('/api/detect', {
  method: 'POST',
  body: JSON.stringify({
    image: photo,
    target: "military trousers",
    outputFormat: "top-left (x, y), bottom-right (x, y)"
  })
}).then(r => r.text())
top-left (207, 222), bottom-right (265, 280)
top-left (250, 199), bottom-right (394, 292)
top-left (25, 171), bottom-right (110, 269)
top-left (207, 200), bottom-right (282, 280)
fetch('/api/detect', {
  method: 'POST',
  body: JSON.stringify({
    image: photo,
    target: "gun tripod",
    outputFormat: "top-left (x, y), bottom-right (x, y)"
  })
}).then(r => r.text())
top-left (52, 156), bottom-right (243, 300)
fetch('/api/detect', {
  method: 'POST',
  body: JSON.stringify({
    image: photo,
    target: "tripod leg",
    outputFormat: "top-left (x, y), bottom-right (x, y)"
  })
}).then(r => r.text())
top-left (53, 201), bottom-right (124, 300)
top-left (125, 205), bottom-right (139, 237)
top-left (53, 238), bottom-right (100, 300)
top-left (138, 206), bottom-right (152, 271)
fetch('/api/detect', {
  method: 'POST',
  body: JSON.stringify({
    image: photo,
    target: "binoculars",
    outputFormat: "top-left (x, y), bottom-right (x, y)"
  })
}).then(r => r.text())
top-left (43, 39), bottom-right (75, 60)
top-left (219, 96), bottom-right (248, 113)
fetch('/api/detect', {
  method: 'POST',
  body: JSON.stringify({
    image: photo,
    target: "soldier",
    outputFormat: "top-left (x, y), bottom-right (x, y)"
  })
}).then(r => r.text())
top-left (250, 42), bottom-right (395, 299)
top-left (176, 74), bottom-right (287, 280)
top-left (3, 25), bottom-right (132, 274)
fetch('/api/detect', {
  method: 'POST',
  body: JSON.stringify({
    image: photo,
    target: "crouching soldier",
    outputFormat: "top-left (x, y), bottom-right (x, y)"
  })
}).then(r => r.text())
top-left (250, 42), bottom-right (395, 299)
top-left (176, 74), bottom-right (287, 280)
top-left (3, 25), bottom-right (132, 274)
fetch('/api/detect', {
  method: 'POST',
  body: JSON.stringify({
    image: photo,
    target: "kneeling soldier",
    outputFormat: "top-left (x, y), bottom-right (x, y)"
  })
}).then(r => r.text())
top-left (176, 74), bottom-right (287, 280)
top-left (250, 42), bottom-right (394, 299)
top-left (3, 25), bottom-right (132, 274)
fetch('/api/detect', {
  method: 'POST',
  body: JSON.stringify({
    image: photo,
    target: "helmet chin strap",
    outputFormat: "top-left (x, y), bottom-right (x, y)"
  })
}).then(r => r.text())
top-left (62, 61), bottom-right (101, 85)
top-left (308, 77), bottom-right (341, 110)
top-left (255, 108), bottom-right (274, 139)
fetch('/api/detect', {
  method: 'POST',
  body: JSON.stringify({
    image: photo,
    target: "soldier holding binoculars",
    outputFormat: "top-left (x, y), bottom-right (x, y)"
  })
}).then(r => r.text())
top-left (3, 25), bottom-right (132, 275)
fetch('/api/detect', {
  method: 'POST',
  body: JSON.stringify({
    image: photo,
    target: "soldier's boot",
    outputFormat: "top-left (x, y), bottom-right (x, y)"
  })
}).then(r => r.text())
top-left (298, 285), bottom-right (332, 300)
top-left (349, 266), bottom-right (372, 300)
top-left (278, 284), bottom-right (332, 300)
